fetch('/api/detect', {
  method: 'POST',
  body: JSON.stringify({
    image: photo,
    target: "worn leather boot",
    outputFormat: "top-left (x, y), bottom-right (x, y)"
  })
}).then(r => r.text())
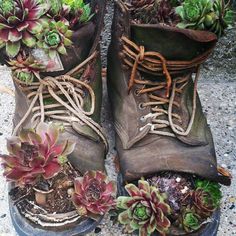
top-left (12, 0), bottom-right (107, 177)
top-left (4, 0), bottom-right (108, 235)
top-left (108, 1), bottom-right (231, 235)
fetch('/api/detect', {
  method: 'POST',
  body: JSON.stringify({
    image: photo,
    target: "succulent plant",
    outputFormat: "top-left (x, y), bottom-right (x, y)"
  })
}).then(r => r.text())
top-left (45, 0), bottom-right (94, 28)
top-left (176, 0), bottom-right (234, 36)
top-left (131, 0), bottom-right (179, 25)
top-left (117, 180), bottom-right (171, 236)
top-left (209, 0), bottom-right (235, 36)
top-left (36, 20), bottom-right (73, 58)
top-left (8, 53), bottom-right (46, 83)
top-left (0, 122), bottom-right (75, 186)
top-left (0, 0), bottom-right (48, 57)
top-left (192, 189), bottom-right (217, 217)
top-left (195, 179), bottom-right (222, 208)
top-left (182, 209), bottom-right (201, 232)
top-left (72, 171), bottom-right (116, 220)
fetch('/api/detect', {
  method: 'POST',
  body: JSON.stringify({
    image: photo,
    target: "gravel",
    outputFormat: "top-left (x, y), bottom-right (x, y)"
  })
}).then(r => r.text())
top-left (0, 1), bottom-right (235, 235)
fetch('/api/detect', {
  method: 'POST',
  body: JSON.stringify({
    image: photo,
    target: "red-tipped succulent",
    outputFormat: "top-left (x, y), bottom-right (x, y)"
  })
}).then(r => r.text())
top-left (0, 122), bottom-right (75, 186)
top-left (72, 171), bottom-right (116, 220)
top-left (0, 0), bottom-right (48, 57)
top-left (117, 180), bottom-right (171, 236)
top-left (8, 53), bottom-right (46, 83)
top-left (192, 189), bottom-right (216, 217)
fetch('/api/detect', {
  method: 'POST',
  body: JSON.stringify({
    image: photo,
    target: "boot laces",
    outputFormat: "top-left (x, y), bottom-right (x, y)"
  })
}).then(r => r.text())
top-left (122, 36), bottom-right (200, 137)
top-left (13, 52), bottom-right (108, 150)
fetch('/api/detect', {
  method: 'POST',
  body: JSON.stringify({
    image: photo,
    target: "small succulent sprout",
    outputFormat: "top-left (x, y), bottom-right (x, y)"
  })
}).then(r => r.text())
top-left (182, 209), bottom-right (201, 232)
top-left (0, 122), bottom-right (76, 186)
top-left (36, 20), bottom-right (73, 58)
top-left (72, 171), bottom-right (116, 220)
top-left (117, 180), bottom-right (171, 236)
top-left (8, 54), bottom-right (46, 83)
top-left (0, 0), bottom-right (49, 57)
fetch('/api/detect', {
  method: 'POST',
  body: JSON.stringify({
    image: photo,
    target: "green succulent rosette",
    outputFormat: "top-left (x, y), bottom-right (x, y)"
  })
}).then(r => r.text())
top-left (36, 20), bottom-right (73, 58)
top-left (175, 0), bottom-right (235, 37)
top-left (182, 209), bottom-right (201, 232)
top-left (117, 180), bottom-right (171, 236)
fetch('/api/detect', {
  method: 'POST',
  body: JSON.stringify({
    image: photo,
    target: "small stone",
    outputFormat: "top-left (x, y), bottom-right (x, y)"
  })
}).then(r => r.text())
top-left (176, 177), bottom-right (181, 183)
top-left (0, 214), bottom-right (6, 218)
top-left (229, 197), bottom-right (236, 203)
top-left (0, 132), bottom-right (2, 136)
top-left (229, 204), bottom-right (235, 210)
top-left (95, 227), bottom-right (101, 233)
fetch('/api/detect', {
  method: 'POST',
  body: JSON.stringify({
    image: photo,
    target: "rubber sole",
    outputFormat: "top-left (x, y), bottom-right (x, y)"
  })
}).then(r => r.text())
top-left (117, 173), bottom-right (220, 236)
top-left (9, 198), bottom-right (102, 236)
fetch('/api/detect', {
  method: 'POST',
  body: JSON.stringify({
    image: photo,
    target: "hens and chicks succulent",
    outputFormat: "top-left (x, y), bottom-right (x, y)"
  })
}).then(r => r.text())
top-left (130, 0), bottom-right (235, 37)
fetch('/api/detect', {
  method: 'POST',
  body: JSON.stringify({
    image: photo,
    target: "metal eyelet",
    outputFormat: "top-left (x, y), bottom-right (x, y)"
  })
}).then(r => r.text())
top-left (138, 103), bottom-right (146, 110)
top-left (134, 89), bottom-right (141, 96)
top-left (140, 116), bottom-right (146, 122)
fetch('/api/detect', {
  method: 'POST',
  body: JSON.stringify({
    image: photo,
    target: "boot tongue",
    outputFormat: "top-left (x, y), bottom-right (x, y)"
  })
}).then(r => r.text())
top-left (130, 24), bottom-right (217, 61)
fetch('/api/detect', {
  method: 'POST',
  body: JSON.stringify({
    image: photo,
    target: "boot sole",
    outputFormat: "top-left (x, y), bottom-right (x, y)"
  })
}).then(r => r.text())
top-left (9, 194), bottom-right (102, 236)
top-left (117, 173), bottom-right (220, 236)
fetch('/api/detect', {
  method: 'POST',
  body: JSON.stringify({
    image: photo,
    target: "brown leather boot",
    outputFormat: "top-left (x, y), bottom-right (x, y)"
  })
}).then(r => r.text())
top-left (107, 1), bottom-right (231, 235)
top-left (12, 0), bottom-right (108, 178)
top-left (2, 0), bottom-right (109, 234)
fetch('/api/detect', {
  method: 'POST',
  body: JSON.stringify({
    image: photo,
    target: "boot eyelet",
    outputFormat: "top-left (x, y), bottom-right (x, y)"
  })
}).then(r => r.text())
top-left (138, 103), bottom-right (146, 110)
top-left (140, 116), bottom-right (146, 122)
top-left (134, 89), bottom-right (141, 96)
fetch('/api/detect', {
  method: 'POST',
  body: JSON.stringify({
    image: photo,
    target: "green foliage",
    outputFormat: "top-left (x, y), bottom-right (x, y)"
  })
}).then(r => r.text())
top-left (182, 210), bottom-right (201, 232)
top-left (195, 179), bottom-right (222, 208)
top-left (36, 20), bottom-right (73, 58)
top-left (176, 0), bottom-right (235, 37)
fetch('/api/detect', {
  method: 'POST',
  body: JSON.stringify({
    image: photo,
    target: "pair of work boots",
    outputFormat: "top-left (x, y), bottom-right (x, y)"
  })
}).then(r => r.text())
top-left (8, 0), bottom-right (231, 235)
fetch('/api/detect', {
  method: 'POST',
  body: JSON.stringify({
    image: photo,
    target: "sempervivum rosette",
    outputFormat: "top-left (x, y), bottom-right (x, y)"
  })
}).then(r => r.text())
top-left (0, 0), bottom-right (48, 57)
top-left (192, 189), bottom-right (217, 217)
top-left (117, 180), bottom-right (171, 236)
top-left (36, 20), bottom-right (73, 58)
top-left (72, 171), bottom-right (117, 220)
top-left (8, 53), bottom-right (46, 83)
top-left (0, 122), bottom-right (75, 186)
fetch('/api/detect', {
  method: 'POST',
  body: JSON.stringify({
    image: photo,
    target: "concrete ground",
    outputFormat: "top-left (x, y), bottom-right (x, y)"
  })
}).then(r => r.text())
top-left (0, 1), bottom-right (235, 235)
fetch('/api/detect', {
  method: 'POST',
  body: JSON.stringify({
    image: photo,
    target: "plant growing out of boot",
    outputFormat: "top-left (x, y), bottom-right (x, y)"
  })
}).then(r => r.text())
top-left (0, 122), bottom-right (115, 227)
top-left (128, 0), bottom-right (234, 37)
top-left (117, 174), bottom-right (223, 235)
top-left (8, 53), bottom-right (46, 83)
top-left (0, 0), bottom-right (48, 57)
top-left (72, 171), bottom-right (117, 220)
top-left (175, 0), bottom-right (235, 37)
top-left (35, 20), bottom-right (73, 58)
top-left (45, 0), bottom-right (94, 28)
top-left (117, 180), bottom-right (171, 236)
